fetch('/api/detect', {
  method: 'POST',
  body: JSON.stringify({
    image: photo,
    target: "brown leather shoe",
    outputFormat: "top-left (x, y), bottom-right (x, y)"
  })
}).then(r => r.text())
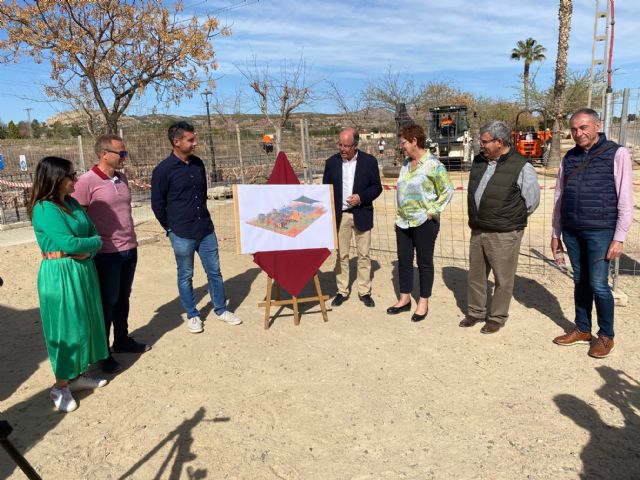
top-left (553, 328), bottom-right (592, 346)
top-left (588, 335), bottom-right (614, 358)
top-left (480, 320), bottom-right (502, 334)
top-left (459, 315), bottom-right (484, 328)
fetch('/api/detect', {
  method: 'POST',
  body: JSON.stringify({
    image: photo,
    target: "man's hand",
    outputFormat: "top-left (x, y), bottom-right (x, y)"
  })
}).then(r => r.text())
top-left (606, 240), bottom-right (623, 260)
top-left (550, 237), bottom-right (565, 265)
top-left (550, 237), bottom-right (563, 257)
top-left (346, 194), bottom-right (361, 207)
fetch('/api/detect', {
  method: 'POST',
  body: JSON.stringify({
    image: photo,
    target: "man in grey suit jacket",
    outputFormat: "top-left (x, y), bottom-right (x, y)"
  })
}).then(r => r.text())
top-left (323, 128), bottom-right (383, 308)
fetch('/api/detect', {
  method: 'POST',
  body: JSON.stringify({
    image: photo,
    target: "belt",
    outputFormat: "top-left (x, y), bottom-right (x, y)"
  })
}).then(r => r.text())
top-left (342, 209), bottom-right (354, 214)
top-left (41, 251), bottom-right (69, 260)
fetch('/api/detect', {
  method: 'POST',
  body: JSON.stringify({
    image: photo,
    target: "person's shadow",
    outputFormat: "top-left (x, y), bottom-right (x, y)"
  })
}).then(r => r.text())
top-left (617, 252), bottom-right (640, 276)
top-left (554, 366), bottom-right (640, 479)
top-left (224, 267), bottom-right (261, 312)
top-left (389, 260), bottom-right (434, 304)
top-left (0, 334), bottom-right (105, 479)
top-left (127, 267), bottom-right (261, 360)
top-left (511, 275), bottom-right (573, 331)
top-left (0, 304), bottom-right (65, 479)
top-left (118, 406), bottom-right (229, 479)
top-left (0, 265), bottom-right (258, 478)
top-left (441, 266), bottom-right (573, 331)
top-left (0, 305), bottom-right (46, 404)
top-left (258, 256), bottom-right (380, 326)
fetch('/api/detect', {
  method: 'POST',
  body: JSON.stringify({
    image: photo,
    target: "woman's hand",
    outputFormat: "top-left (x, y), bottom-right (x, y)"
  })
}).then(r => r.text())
top-left (68, 253), bottom-right (91, 260)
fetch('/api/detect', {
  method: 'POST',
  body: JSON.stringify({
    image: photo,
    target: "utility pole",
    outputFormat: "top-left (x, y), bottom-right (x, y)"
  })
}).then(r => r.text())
top-left (200, 90), bottom-right (219, 184)
top-left (24, 108), bottom-right (33, 138)
top-left (587, 0), bottom-right (610, 116)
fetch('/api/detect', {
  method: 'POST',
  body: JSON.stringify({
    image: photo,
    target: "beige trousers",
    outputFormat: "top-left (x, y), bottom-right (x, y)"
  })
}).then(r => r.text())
top-left (467, 229), bottom-right (524, 325)
top-left (335, 214), bottom-right (372, 297)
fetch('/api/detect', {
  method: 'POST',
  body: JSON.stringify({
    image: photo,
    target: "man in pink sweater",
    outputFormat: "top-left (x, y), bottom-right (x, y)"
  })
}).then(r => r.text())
top-left (73, 134), bottom-right (150, 373)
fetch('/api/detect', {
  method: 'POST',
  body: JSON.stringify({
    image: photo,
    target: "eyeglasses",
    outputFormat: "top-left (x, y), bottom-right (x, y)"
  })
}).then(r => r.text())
top-left (337, 143), bottom-right (356, 149)
top-left (105, 150), bottom-right (129, 158)
top-left (479, 138), bottom-right (498, 146)
top-left (66, 171), bottom-right (78, 181)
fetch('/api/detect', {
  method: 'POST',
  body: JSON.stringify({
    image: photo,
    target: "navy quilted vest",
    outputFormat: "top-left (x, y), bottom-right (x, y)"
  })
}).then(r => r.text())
top-left (561, 133), bottom-right (619, 230)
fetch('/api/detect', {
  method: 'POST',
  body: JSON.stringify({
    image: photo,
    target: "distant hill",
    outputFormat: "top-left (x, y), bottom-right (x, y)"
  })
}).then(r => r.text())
top-left (46, 108), bottom-right (396, 133)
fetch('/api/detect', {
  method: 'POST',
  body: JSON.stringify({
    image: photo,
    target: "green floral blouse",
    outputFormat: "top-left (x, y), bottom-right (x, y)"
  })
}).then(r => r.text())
top-left (395, 152), bottom-right (454, 228)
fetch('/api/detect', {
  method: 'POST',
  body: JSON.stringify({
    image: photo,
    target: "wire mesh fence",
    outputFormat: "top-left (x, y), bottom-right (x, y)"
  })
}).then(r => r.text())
top-left (1, 116), bottom-right (638, 284)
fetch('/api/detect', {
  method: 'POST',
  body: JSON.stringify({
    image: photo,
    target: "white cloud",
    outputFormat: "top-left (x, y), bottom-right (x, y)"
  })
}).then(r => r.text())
top-left (2, 0), bottom-right (640, 120)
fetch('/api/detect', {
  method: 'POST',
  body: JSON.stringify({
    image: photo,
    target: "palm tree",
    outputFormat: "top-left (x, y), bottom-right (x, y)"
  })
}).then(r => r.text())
top-left (511, 38), bottom-right (547, 110)
top-left (548, 0), bottom-right (573, 167)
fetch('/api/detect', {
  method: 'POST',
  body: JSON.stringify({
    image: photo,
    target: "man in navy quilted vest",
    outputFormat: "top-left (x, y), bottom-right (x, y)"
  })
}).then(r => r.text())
top-left (551, 108), bottom-right (634, 358)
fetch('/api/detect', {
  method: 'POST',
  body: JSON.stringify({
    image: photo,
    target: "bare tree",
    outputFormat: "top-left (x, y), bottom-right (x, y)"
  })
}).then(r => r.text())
top-left (415, 81), bottom-right (476, 116)
top-left (0, 0), bottom-right (229, 133)
top-left (326, 81), bottom-right (372, 130)
top-left (208, 86), bottom-right (244, 131)
top-left (364, 68), bottom-right (420, 113)
top-left (528, 69), bottom-right (590, 115)
top-left (548, 0), bottom-right (573, 167)
top-left (237, 54), bottom-right (316, 152)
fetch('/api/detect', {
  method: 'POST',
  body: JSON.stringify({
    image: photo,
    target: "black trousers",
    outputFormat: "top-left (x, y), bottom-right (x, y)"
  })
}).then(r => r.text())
top-left (395, 220), bottom-right (439, 298)
top-left (94, 248), bottom-right (138, 346)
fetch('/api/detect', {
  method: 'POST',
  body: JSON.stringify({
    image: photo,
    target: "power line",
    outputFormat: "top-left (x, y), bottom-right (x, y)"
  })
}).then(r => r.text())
top-left (183, 0), bottom-right (260, 15)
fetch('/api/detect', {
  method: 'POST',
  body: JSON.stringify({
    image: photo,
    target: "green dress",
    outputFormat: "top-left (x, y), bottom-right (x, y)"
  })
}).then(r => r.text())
top-left (32, 198), bottom-right (109, 380)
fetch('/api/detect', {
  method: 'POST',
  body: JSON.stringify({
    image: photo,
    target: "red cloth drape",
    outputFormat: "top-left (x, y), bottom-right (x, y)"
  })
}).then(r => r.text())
top-left (252, 152), bottom-right (331, 296)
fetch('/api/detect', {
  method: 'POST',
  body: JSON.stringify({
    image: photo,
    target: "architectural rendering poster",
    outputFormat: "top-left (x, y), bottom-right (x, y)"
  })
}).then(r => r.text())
top-left (233, 184), bottom-right (336, 254)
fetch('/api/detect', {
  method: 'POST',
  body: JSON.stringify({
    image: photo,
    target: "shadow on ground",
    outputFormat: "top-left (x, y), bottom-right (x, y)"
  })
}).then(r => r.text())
top-left (118, 406), bottom-right (229, 479)
top-left (441, 266), bottom-right (573, 331)
top-left (554, 366), bottom-right (640, 479)
top-left (256, 257), bottom-right (381, 328)
top-left (618, 252), bottom-right (640, 276)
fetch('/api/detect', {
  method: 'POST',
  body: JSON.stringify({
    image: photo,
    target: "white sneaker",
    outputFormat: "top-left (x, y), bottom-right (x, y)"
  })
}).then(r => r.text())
top-left (50, 386), bottom-right (78, 413)
top-left (69, 373), bottom-right (108, 392)
top-left (187, 315), bottom-right (204, 333)
top-left (217, 310), bottom-right (243, 325)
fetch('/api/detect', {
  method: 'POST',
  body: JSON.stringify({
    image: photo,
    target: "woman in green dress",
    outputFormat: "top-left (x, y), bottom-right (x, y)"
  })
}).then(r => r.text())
top-left (28, 156), bottom-right (110, 412)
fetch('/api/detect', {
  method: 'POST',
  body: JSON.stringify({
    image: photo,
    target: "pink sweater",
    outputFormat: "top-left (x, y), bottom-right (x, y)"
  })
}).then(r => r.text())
top-left (72, 166), bottom-right (138, 253)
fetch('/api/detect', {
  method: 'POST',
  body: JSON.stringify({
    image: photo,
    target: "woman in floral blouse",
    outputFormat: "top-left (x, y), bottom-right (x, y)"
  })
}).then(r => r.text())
top-left (386, 124), bottom-right (454, 321)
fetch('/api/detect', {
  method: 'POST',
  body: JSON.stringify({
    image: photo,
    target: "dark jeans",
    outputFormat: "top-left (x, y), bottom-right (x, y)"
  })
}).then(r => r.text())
top-left (94, 248), bottom-right (138, 346)
top-left (395, 220), bottom-right (439, 298)
top-left (562, 228), bottom-right (615, 337)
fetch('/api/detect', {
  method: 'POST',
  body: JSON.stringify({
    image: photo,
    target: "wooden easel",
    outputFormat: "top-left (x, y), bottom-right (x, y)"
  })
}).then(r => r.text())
top-left (259, 274), bottom-right (329, 329)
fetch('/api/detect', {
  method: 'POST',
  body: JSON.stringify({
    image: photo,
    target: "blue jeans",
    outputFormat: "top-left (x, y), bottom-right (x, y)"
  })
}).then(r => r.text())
top-left (562, 228), bottom-right (615, 337)
top-left (169, 232), bottom-right (227, 318)
top-left (94, 248), bottom-right (138, 345)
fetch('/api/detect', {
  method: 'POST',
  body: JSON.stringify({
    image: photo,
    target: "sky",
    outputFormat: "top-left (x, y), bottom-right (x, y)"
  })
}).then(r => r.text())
top-left (1, 0), bottom-right (639, 124)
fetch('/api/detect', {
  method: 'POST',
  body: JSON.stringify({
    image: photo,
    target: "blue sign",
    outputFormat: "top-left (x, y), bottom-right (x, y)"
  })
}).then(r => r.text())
top-left (19, 157), bottom-right (27, 172)
top-left (0, 154), bottom-right (4, 172)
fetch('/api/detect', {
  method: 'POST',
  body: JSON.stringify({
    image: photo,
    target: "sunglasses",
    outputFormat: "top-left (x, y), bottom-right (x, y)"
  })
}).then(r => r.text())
top-left (66, 171), bottom-right (78, 181)
top-left (105, 149), bottom-right (129, 158)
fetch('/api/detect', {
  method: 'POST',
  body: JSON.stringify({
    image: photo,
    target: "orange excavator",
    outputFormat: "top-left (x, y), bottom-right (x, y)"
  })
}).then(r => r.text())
top-left (512, 110), bottom-right (551, 166)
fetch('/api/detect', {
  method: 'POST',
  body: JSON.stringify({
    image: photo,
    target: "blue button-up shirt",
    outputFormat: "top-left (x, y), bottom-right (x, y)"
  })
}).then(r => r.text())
top-left (151, 153), bottom-right (214, 240)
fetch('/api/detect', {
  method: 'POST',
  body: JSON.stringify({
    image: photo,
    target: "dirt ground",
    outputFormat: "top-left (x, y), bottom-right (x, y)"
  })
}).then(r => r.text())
top-left (1, 212), bottom-right (639, 479)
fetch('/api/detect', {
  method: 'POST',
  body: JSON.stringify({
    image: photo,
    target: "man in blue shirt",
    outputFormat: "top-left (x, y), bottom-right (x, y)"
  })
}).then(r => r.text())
top-left (151, 122), bottom-right (242, 333)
